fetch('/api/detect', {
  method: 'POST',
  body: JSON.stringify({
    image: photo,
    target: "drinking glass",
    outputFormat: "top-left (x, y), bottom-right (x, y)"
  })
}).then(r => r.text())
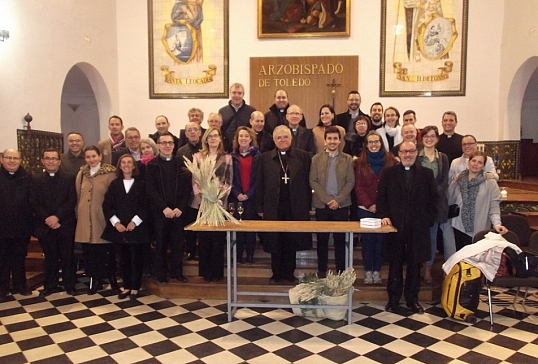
top-left (237, 202), bottom-right (244, 221)
top-left (228, 203), bottom-right (235, 215)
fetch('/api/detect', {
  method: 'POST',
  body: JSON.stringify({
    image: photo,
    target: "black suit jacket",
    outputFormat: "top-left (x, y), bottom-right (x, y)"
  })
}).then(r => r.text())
top-left (101, 177), bottom-right (149, 244)
top-left (291, 126), bottom-right (316, 157)
top-left (30, 170), bottom-right (77, 239)
top-left (376, 163), bottom-right (438, 263)
top-left (336, 109), bottom-right (367, 133)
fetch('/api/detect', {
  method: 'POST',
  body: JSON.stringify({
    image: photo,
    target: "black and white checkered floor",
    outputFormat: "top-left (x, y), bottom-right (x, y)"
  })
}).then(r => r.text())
top-left (0, 286), bottom-right (536, 364)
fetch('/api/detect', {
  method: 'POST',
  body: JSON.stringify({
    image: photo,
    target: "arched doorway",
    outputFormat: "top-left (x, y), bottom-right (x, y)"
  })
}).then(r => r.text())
top-left (507, 57), bottom-right (538, 179)
top-left (60, 63), bottom-right (111, 148)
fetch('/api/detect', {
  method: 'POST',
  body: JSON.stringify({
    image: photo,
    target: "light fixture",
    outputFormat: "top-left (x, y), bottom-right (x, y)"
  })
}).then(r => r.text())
top-left (0, 30), bottom-right (9, 42)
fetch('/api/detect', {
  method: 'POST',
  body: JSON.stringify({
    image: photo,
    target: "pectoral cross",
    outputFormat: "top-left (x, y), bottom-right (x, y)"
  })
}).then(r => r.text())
top-left (282, 173), bottom-right (289, 184)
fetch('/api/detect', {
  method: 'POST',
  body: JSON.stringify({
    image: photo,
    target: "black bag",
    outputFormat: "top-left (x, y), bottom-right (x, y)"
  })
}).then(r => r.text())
top-left (501, 247), bottom-right (538, 278)
top-left (448, 204), bottom-right (460, 218)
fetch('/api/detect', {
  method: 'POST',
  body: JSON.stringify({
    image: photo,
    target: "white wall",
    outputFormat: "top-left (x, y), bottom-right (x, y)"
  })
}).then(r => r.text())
top-left (499, 0), bottom-right (538, 141)
top-left (116, 0), bottom-right (506, 141)
top-left (0, 0), bottom-right (119, 149)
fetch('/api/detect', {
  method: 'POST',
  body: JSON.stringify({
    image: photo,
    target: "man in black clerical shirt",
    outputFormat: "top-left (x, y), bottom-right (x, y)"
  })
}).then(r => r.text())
top-left (436, 111), bottom-right (464, 164)
top-left (146, 133), bottom-right (192, 283)
top-left (256, 126), bottom-right (312, 283)
top-left (31, 149), bottom-right (77, 296)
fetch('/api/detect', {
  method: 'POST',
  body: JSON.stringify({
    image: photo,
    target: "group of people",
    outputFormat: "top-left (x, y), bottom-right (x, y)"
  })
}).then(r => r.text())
top-left (0, 85), bottom-right (508, 316)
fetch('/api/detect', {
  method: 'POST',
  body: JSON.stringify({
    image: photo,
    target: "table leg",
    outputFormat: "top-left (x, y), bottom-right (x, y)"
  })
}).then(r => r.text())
top-left (227, 231), bottom-right (232, 322)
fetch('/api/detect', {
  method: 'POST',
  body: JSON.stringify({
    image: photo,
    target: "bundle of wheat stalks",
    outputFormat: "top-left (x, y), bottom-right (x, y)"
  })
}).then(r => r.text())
top-left (183, 156), bottom-right (239, 226)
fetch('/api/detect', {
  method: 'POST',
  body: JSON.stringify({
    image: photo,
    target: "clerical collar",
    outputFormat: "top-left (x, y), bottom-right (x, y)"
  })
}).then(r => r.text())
top-left (160, 155), bottom-right (172, 161)
top-left (48, 172), bottom-right (56, 177)
top-left (404, 166), bottom-right (411, 170)
top-left (279, 151), bottom-right (287, 155)
top-left (9, 172), bottom-right (14, 175)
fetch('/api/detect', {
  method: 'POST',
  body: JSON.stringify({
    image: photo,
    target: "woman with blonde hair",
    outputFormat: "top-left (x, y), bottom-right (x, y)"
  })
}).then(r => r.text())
top-left (192, 127), bottom-right (233, 282)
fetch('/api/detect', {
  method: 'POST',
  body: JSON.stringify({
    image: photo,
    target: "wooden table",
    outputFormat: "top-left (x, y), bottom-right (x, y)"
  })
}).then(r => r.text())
top-left (186, 220), bottom-right (396, 324)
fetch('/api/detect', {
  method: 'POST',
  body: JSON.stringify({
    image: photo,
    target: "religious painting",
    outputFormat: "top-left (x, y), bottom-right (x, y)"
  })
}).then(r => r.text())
top-left (258, 0), bottom-right (350, 38)
top-left (380, 0), bottom-right (468, 97)
top-left (148, 0), bottom-right (229, 98)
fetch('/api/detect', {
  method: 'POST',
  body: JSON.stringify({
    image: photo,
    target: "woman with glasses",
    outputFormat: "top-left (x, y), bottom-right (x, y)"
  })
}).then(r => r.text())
top-left (354, 131), bottom-right (396, 284)
top-left (343, 115), bottom-right (371, 158)
top-left (377, 106), bottom-right (403, 152)
top-left (312, 104), bottom-right (346, 153)
top-left (75, 146), bottom-right (117, 294)
top-left (192, 127), bottom-right (233, 282)
top-left (230, 126), bottom-right (259, 264)
top-left (102, 154), bottom-right (149, 300)
top-left (417, 126), bottom-right (448, 283)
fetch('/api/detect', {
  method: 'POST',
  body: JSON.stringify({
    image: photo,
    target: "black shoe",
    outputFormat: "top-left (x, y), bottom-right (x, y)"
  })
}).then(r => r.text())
top-left (406, 302), bottom-right (424, 314)
top-left (203, 277), bottom-right (212, 283)
top-left (118, 290), bottom-right (130, 299)
top-left (0, 293), bottom-right (7, 303)
top-left (88, 278), bottom-right (103, 295)
top-left (269, 276), bottom-right (279, 284)
top-left (317, 271), bottom-right (327, 279)
top-left (177, 275), bottom-right (188, 283)
top-left (157, 276), bottom-right (168, 284)
top-left (19, 288), bottom-right (32, 296)
top-left (66, 289), bottom-right (77, 296)
top-left (129, 291), bottom-right (139, 301)
top-left (385, 301), bottom-right (399, 313)
top-left (246, 255), bottom-right (254, 264)
top-left (109, 276), bottom-right (120, 291)
top-left (39, 287), bottom-right (61, 297)
top-left (286, 276), bottom-right (299, 284)
top-left (186, 254), bottom-right (197, 261)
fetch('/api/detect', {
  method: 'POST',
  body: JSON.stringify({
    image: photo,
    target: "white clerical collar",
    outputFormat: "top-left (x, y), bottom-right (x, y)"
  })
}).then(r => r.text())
top-left (280, 151), bottom-right (286, 155)
top-left (48, 172), bottom-right (55, 177)
top-left (404, 166), bottom-right (411, 170)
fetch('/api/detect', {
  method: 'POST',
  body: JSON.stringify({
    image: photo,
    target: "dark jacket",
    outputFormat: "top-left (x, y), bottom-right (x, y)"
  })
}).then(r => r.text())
top-left (264, 104), bottom-right (306, 134)
top-left (59, 151), bottom-right (85, 176)
top-left (376, 163), bottom-right (438, 264)
top-left (220, 100), bottom-right (256, 139)
top-left (177, 127), bottom-right (206, 149)
top-left (290, 126), bottom-right (316, 158)
top-left (254, 129), bottom-right (275, 153)
top-left (101, 177), bottom-right (150, 244)
top-left (30, 170), bottom-right (77, 239)
top-left (256, 147), bottom-right (312, 252)
top-left (336, 109), bottom-right (367, 133)
top-left (0, 166), bottom-right (33, 238)
top-left (145, 156), bottom-right (192, 216)
top-left (176, 141), bottom-right (202, 163)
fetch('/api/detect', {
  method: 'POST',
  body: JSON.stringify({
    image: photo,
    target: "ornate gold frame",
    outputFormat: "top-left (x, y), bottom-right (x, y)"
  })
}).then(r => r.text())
top-left (148, 0), bottom-right (229, 99)
top-left (380, 0), bottom-right (469, 97)
top-left (258, 0), bottom-right (350, 38)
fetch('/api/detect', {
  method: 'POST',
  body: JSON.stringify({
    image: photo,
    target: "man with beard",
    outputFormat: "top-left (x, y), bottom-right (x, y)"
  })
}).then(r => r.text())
top-left (377, 141), bottom-right (438, 314)
top-left (256, 126), bottom-right (312, 283)
top-left (97, 115), bottom-right (125, 165)
top-left (369, 102), bottom-right (384, 130)
top-left (264, 89), bottom-right (306, 134)
top-left (336, 90), bottom-right (368, 134)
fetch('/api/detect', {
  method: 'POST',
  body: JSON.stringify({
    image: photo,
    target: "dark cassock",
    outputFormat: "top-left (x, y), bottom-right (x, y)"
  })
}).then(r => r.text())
top-left (256, 143), bottom-right (312, 283)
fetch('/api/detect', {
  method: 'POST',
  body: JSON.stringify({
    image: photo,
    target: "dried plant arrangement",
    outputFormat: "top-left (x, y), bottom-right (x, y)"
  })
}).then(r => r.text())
top-left (183, 156), bottom-right (238, 226)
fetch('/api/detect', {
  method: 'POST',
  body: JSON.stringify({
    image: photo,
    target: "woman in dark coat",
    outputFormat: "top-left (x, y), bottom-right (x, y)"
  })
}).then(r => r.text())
top-left (230, 126), bottom-right (260, 263)
top-left (417, 125), bottom-right (449, 283)
top-left (102, 154), bottom-right (149, 300)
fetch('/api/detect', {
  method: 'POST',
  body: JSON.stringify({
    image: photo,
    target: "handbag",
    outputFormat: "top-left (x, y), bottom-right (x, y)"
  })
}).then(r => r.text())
top-left (448, 204), bottom-right (460, 218)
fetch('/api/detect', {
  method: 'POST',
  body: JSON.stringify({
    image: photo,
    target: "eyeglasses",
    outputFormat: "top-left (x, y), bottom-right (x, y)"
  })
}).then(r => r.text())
top-left (275, 135), bottom-right (290, 140)
top-left (207, 134), bottom-right (221, 139)
top-left (288, 112), bottom-right (301, 116)
top-left (356, 122), bottom-right (368, 126)
top-left (368, 140), bottom-right (381, 144)
top-left (159, 141), bottom-right (174, 146)
top-left (43, 157), bottom-right (59, 161)
top-left (186, 128), bottom-right (199, 132)
top-left (462, 142), bottom-right (476, 147)
top-left (399, 149), bottom-right (417, 155)
top-left (385, 113), bottom-right (397, 118)
top-left (3, 156), bottom-right (21, 161)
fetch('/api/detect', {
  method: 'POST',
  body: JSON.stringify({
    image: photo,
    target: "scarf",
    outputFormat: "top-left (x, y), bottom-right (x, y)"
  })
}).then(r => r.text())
top-left (367, 149), bottom-right (385, 175)
top-left (140, 154), bottom-right (157, 166)
top-left (457, 169), bottom-right (486, 233)
top-left (384, 125), bottom-right (399, 137)
top-left (110, 134), bottom-right (125, 151)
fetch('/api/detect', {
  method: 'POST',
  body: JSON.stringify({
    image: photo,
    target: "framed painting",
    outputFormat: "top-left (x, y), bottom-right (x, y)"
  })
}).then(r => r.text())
top-left (258, 0), bottom-right (350, 38)
top-left (148, 0), bottom-right (229, 99)
top-left (380, 0), bottom-right (469, 97)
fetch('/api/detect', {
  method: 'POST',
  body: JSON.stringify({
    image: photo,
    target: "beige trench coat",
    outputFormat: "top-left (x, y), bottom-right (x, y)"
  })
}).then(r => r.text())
top-left (75, 163), bottom-right (116, 244)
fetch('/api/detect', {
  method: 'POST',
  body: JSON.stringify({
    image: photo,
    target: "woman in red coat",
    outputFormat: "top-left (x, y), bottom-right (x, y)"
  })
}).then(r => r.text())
top-left (354, 131), bottom-right (395, 284)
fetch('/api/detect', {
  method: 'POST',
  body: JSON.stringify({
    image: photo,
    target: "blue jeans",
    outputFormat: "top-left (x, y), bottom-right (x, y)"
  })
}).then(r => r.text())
top-left (357, 208), bottom-right (383, 272)
top-left (427, 222), bottom-right (439, 266)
